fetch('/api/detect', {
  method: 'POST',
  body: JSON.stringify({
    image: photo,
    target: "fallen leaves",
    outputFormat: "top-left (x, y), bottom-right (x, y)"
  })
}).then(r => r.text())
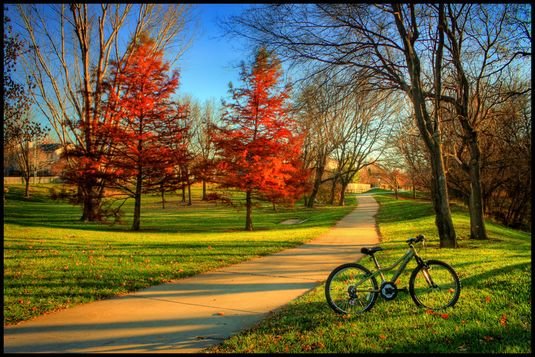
top-left (425, 309), bottom-right (449, 319)
top-left (302, 342), bottom-right (324, 351)
top-left (499, 314), bottom-right (507, 327)
top-left (483, 335), bottom-right (494, 342)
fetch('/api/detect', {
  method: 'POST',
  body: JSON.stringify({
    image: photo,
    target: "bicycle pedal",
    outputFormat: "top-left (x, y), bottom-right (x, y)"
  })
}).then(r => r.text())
top-left (398, 287), bottom-right (409, 293)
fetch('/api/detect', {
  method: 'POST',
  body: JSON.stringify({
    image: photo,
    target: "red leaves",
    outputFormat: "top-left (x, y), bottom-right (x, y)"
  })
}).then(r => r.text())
top-left (425, 309), bottom-right (449, 319)
top-left (499, 314), bottom-right (507, 327)
top-left (213, 47), bottom-right (309, 215)
top-left (100, 36), bottom-right (189, 192)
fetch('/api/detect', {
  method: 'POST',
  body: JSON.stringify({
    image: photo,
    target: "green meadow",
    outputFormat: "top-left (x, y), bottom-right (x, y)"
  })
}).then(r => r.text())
top-left (3, 184), bottom-right (531, 353)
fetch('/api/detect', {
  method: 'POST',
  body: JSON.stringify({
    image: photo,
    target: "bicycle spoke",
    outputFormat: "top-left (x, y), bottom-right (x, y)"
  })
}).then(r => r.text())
top-left (325, 264), bottom-right (379, 314)
top-left (410, 260), bottom-right (460, 310)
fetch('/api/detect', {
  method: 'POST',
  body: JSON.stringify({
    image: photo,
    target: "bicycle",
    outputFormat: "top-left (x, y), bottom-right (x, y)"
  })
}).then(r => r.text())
top-left (325, 234), bottom-right (461, 314)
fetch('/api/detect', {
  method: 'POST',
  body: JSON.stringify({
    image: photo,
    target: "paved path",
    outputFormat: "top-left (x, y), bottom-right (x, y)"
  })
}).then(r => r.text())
top-left (3, 194), bottom-right (380, 353)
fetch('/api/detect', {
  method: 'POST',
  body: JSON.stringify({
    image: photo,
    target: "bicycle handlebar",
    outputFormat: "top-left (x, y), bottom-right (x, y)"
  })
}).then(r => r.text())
top-left (406, 234), bottom-right (425, 245)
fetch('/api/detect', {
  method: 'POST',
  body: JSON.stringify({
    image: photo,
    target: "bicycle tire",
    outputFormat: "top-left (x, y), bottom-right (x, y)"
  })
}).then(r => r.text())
top-left (409, 259), bottom-right (461, 310)
top-left (325, 263), bottom-right (379, 314)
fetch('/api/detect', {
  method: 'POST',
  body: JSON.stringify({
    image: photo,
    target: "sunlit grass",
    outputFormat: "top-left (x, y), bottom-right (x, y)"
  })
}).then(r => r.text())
top-left (3, 183), bottom-right (355, 325)
top-left (209, 191), bottom-right (531, 353)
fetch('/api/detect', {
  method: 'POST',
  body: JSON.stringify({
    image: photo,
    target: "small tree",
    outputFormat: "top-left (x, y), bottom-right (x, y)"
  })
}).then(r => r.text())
top-left (213, 47), bottom-right (308, 231)
top-left (3, 10), bottom-right (48, 198)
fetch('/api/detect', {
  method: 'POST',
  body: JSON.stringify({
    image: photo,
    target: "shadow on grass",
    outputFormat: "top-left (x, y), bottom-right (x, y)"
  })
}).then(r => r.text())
top-left (373, 194), bottom-right (435, 224)
top-left (458, 262), bottom-right (531, 288)
top-left (4, 187), bottom-right (351, 234)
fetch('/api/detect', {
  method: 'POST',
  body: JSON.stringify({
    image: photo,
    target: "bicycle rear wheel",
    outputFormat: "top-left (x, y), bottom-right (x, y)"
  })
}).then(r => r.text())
top-left (409, 260), bottom-right (461, 310)
top-left (325, 263), bottom-right (379, 314)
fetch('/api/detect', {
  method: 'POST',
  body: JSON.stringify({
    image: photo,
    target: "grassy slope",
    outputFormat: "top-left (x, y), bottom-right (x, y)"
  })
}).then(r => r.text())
top-left (3, 184), bottom-right (355, 325)
top-left (210, 191), bottom-right (531, 353)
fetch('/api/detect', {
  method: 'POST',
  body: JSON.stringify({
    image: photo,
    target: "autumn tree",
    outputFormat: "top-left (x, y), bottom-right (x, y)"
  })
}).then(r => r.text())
top-left (102, 36), bottom-right (187, 231)
top-left (15, 4), bottom-right (193, 221)
top-left (212, 47), bottom-right (308, 231)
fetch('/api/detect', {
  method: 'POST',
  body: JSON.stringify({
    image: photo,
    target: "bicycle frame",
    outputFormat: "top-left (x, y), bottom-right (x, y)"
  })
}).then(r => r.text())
top-left (366, 244), bottom-right (426, 284)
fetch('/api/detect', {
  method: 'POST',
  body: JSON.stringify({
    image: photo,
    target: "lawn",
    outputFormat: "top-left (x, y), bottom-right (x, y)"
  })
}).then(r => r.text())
top-left (209, 191), bottom-right (532, 353)
top-left (3, 183), bottom-right (355, 325)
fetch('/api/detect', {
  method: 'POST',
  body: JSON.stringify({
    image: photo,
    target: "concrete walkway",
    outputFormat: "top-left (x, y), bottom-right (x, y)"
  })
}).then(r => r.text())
top-left (3, 194), bottom-right (380, 353)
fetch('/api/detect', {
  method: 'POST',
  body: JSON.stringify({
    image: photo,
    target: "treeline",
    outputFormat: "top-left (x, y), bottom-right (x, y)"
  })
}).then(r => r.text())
top-left (224, 3), bottom-right (532, 245)
top-left (4, 4), bottom-right (531, 239)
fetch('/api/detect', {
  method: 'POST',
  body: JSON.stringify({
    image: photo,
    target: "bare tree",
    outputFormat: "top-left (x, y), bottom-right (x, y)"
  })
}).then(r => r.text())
top-left (295, 76), bottom-right (341, 208)
top-left (188, 98), bottom-right (220, 201)
top-left (330, 82), bottom-right (395, 206)
top-left (390, 113), bottom-right (432, 199)
top-left (437, 4), bottom-right (531, 240)
top-left (14, 3), bottom-right (194, 221)
top-left (3, 9), bottom-right (49, 198)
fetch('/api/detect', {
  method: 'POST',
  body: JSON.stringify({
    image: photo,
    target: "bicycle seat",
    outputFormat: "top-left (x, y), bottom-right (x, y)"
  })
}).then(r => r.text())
top-left (360, 246), bottom-right (383, 255)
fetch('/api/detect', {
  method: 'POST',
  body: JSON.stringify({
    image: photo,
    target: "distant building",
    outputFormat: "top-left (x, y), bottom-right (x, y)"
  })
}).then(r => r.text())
top-left (3, 142), bottom-right (71, 177)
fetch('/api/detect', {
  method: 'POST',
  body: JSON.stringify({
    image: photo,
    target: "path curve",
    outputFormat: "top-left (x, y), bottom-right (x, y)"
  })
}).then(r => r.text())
top-left (4, 194), bottom-right (380, 353)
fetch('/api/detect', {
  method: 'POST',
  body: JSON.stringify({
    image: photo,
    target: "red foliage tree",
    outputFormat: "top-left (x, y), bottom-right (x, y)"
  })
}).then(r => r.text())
top-left (101, 36), bottom-right (188, 230)
top-left (212, 47), bottom-right (308, 231)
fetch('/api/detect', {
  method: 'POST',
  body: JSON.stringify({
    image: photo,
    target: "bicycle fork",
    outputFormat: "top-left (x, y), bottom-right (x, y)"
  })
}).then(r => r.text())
top-left (415, 257), bottom-right (438, 288)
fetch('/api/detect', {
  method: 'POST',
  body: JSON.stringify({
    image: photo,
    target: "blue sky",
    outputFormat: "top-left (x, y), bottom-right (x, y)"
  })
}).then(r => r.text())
top-left (178, 4), bottom-right (253, 104)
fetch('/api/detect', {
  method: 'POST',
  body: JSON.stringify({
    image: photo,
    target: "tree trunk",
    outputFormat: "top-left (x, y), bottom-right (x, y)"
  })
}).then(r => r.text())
top-left (202, 180), bottom-right (207, 200)
top-left (307, 164), bottom-right (325, 208)
top-left (245, 189), bottom-right (253, 231)
top-left (23, 175), bottom-right (30, 198)
top-left (161, 186), bottom-right (165, 209)
top-left (338, 181), bottom-right (348, 206)
top-left (187, 182), bottom-right (192, 206)
top-left (468, 141), bottom-right (488, 240)
top-left (429, 145), bottom-right (457, 248)
top-left (80, 181), bottom-right (101, 222)
top-left (132, 172), bottom-right (142, 231)
top-left (329, 175), bottom-right (338, 205)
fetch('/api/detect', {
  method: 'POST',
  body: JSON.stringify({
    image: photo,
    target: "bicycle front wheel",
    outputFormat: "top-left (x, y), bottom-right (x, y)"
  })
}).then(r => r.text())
top-left (409, 260), bottom-right (461, 310)
top-left (325, 263), bottom-right (379, 314)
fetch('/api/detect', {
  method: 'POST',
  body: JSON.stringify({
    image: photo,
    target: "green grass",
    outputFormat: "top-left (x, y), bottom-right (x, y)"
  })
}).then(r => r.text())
top-left (3, 183), bottom-right (355, 325)
top-left (209, 191), bottom-right (532, 353)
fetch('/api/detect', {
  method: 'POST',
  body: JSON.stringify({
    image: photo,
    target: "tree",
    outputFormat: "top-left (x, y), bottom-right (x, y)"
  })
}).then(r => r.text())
top-left (3, 9), bottom-right (49, 198)
top-left (15, 4), bottom-right (193, 221)
top-left (437, 4), bottom-right (531, 240)
top-left (212, 47), bottom-right (308, 231)
top-left (152, 101), bottom-right (191, 209)
top-left (390, 114), bottom-right (432, 199)
top-left (295, 76), bottom-right (342, 208)
top-left (101, 36), bottom-right (187, 231)
top-left (189, 99), bottom-right (220, 201)
top-left (330, 83), bottom-right (395, 206)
